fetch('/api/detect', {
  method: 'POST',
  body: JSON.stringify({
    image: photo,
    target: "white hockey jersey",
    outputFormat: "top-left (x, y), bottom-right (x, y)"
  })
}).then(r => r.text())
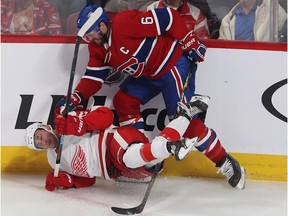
top-left (47, 127), bottom-right (115, 180)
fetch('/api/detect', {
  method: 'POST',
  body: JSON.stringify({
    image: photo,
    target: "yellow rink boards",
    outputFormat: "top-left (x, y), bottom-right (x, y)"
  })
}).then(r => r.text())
top-left (1, 146), bottom-right (287, 181)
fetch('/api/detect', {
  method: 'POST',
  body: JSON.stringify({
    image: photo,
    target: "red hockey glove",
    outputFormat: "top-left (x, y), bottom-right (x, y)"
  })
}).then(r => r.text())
top-left (45, 172), bottom-right (74, 191)
top-left (54, 92), bottom-right (83, 116)
top-left (54, 114), bottom-right (87, 136)
top-left (180, 30), bottom-right (207, 62)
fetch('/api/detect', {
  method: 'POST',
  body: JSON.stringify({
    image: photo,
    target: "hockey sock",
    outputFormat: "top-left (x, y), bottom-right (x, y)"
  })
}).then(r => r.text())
top-left (194, 128), bottom-right (226, 164)
top-left (183, 118), bottom-right (226, 164)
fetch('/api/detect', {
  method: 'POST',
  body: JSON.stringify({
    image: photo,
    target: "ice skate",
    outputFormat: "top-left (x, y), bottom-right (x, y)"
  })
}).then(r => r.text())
top-left (178, 94), bottom-right (210, 120)
top-left (216, 153), bottom-right (246, 190)
top-left (167, 137), bottom-right (198, 161)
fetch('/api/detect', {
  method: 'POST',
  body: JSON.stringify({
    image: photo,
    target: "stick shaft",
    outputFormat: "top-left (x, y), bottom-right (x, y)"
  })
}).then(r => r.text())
top-left (174, 61), bottom-right (197, 118)
top-left (54, 36), bottom-right (81, 177)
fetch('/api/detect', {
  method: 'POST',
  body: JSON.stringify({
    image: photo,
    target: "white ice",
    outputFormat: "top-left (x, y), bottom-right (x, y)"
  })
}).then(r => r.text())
top-left (1, 173), bottom-right (287, 216)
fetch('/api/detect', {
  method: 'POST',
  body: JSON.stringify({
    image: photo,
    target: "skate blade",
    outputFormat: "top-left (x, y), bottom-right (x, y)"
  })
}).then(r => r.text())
top-left (236, 167), bottom-right (246, 190)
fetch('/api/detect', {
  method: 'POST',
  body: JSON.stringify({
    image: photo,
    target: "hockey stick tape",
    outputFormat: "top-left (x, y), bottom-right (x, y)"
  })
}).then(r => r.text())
top-left (77, 7), bottom-right (103, 37)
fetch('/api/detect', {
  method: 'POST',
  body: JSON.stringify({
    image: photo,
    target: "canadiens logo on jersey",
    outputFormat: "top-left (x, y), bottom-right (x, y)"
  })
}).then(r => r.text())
top-left (116, 37), bottom-right (157, 77)
top-left (117, 57), bottom-right (145, 78)
top-left (71, 144), bottom-right (90, 177)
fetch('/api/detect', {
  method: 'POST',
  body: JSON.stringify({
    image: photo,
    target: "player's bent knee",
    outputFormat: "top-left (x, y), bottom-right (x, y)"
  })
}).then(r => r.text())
top-left (183, 118), bottom-right (207, 138)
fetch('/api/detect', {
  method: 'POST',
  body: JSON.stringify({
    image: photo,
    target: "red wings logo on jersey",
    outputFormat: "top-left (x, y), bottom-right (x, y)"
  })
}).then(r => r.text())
top-left (117, 57), bottom-right (145, 78)
top-left (71, 144), bottom-right (90, 177)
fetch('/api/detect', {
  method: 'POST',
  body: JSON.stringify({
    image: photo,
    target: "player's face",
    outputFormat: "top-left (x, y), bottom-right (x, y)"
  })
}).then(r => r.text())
top-left (83, 22), bottom-right (108, 45)
top-left (34, 126), bottom-right (58, 150)
top-left (83, 30), bottom-right (102, 44)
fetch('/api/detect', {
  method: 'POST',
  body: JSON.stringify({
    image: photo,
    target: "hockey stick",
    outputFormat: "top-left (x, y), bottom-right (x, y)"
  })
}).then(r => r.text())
top-left (111, 61), bottom-right (197, 215)
top-left (54, 8), bottom-right (103, 177)
top-left (111, 163), bottom-right (162, 215)
top-left (174, 61), bottom-right (197, 119)
top-left (54, 36), bottom-right (81, 177)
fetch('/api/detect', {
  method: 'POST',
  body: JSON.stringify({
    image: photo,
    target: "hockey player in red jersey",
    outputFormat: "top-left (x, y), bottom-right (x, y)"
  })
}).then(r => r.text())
top-left (25, 97), bottom-right (210, 191)
top-left (55, 4), bottom-right (206, 123)
top-left (55, 4), bottom-right (245, 189)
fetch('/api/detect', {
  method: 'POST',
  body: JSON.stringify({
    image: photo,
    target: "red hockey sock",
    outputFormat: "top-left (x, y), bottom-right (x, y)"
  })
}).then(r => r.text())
top-left (183, 118), bottom-right (226, 164)
top-left (195, 128), bottom-right (226, 164)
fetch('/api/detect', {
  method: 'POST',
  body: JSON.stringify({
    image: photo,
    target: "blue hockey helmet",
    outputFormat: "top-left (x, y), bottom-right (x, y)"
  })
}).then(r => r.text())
top-left (77, 4), bottom-right (110, 35)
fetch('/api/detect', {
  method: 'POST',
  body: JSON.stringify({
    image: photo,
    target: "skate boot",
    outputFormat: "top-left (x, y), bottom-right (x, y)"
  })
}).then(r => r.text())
top-left (178, 94), bottom-right (210, 120)
top-left (216, 153), bottom-right (246, 190)
top-left (167, 137), bottom-right (198, 161)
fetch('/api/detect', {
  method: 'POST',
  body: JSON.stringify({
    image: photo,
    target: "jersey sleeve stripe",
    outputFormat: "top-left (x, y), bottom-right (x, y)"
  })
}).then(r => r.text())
top-left (134, 37), bottom-right (156, 63)
top-left (151, 9), bottom-right (161, 35)
top-left (82, 75), bottom-right (105, 84)
top-left (150, 40), bottom-right (178, 76)
top-left (145, 37), bottom-right (158, 63)
top-left (134, 38), bottom-right (147, 55)
top-left (87, 66), bottom-right (112, 70)
top-left (152, 8), bottom-right (173, 34)
top-left (85, 67), bottom-right (110, 82)
top-left (165, 8), bottom-right (173, 31)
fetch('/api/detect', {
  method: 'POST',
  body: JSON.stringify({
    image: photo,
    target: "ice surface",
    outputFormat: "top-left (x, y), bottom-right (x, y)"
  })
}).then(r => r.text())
top-left (1, 173), bottom-right (287, 216)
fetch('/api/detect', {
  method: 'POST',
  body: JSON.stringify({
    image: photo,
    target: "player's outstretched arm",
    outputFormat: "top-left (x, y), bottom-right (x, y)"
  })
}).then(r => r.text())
top-left (45, 171), bottom-right (96, 191)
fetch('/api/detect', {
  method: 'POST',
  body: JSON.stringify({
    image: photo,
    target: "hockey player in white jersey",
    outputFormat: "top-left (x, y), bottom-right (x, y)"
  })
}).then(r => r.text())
top-left (25, 96), bottom-right (245, 191)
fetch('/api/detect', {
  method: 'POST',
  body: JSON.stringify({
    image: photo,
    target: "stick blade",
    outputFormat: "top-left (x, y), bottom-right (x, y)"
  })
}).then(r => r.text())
top-left (111, 204), bottom-right (144, 215)
top-left (77, 7), bottom-right (103, 37)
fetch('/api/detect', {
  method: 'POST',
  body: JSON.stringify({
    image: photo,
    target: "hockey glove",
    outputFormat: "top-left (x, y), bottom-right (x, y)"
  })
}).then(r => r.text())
top-left (45, 172), bottom-right (74, 191)
top-left (54, 114), bottom-right (87, 136)
top-left (54, 92), bottom-right (83, 116)
top-left (180, 30), bottom-right (207, 62)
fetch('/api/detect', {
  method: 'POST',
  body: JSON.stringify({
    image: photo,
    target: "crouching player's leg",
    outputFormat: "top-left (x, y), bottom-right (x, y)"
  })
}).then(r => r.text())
top-left (181, 95), bottom-right (246, 190)
top-left (113, 89), bottom-right (144, 130)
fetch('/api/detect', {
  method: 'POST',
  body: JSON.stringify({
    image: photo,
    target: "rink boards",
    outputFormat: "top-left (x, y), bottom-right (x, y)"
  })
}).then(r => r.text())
top-left (1, 36), bottom-right (287, 181)
top-left (1, 146), bottom-right (286, 181)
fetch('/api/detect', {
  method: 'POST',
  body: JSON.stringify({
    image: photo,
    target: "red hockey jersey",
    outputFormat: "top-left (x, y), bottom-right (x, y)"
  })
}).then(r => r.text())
top-left (76, 8), bottom-right (190, 100)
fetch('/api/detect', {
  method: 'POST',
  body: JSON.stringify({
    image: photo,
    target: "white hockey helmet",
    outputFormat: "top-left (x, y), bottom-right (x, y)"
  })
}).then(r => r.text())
top-left (25, 123), bottom-right (58, 151)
